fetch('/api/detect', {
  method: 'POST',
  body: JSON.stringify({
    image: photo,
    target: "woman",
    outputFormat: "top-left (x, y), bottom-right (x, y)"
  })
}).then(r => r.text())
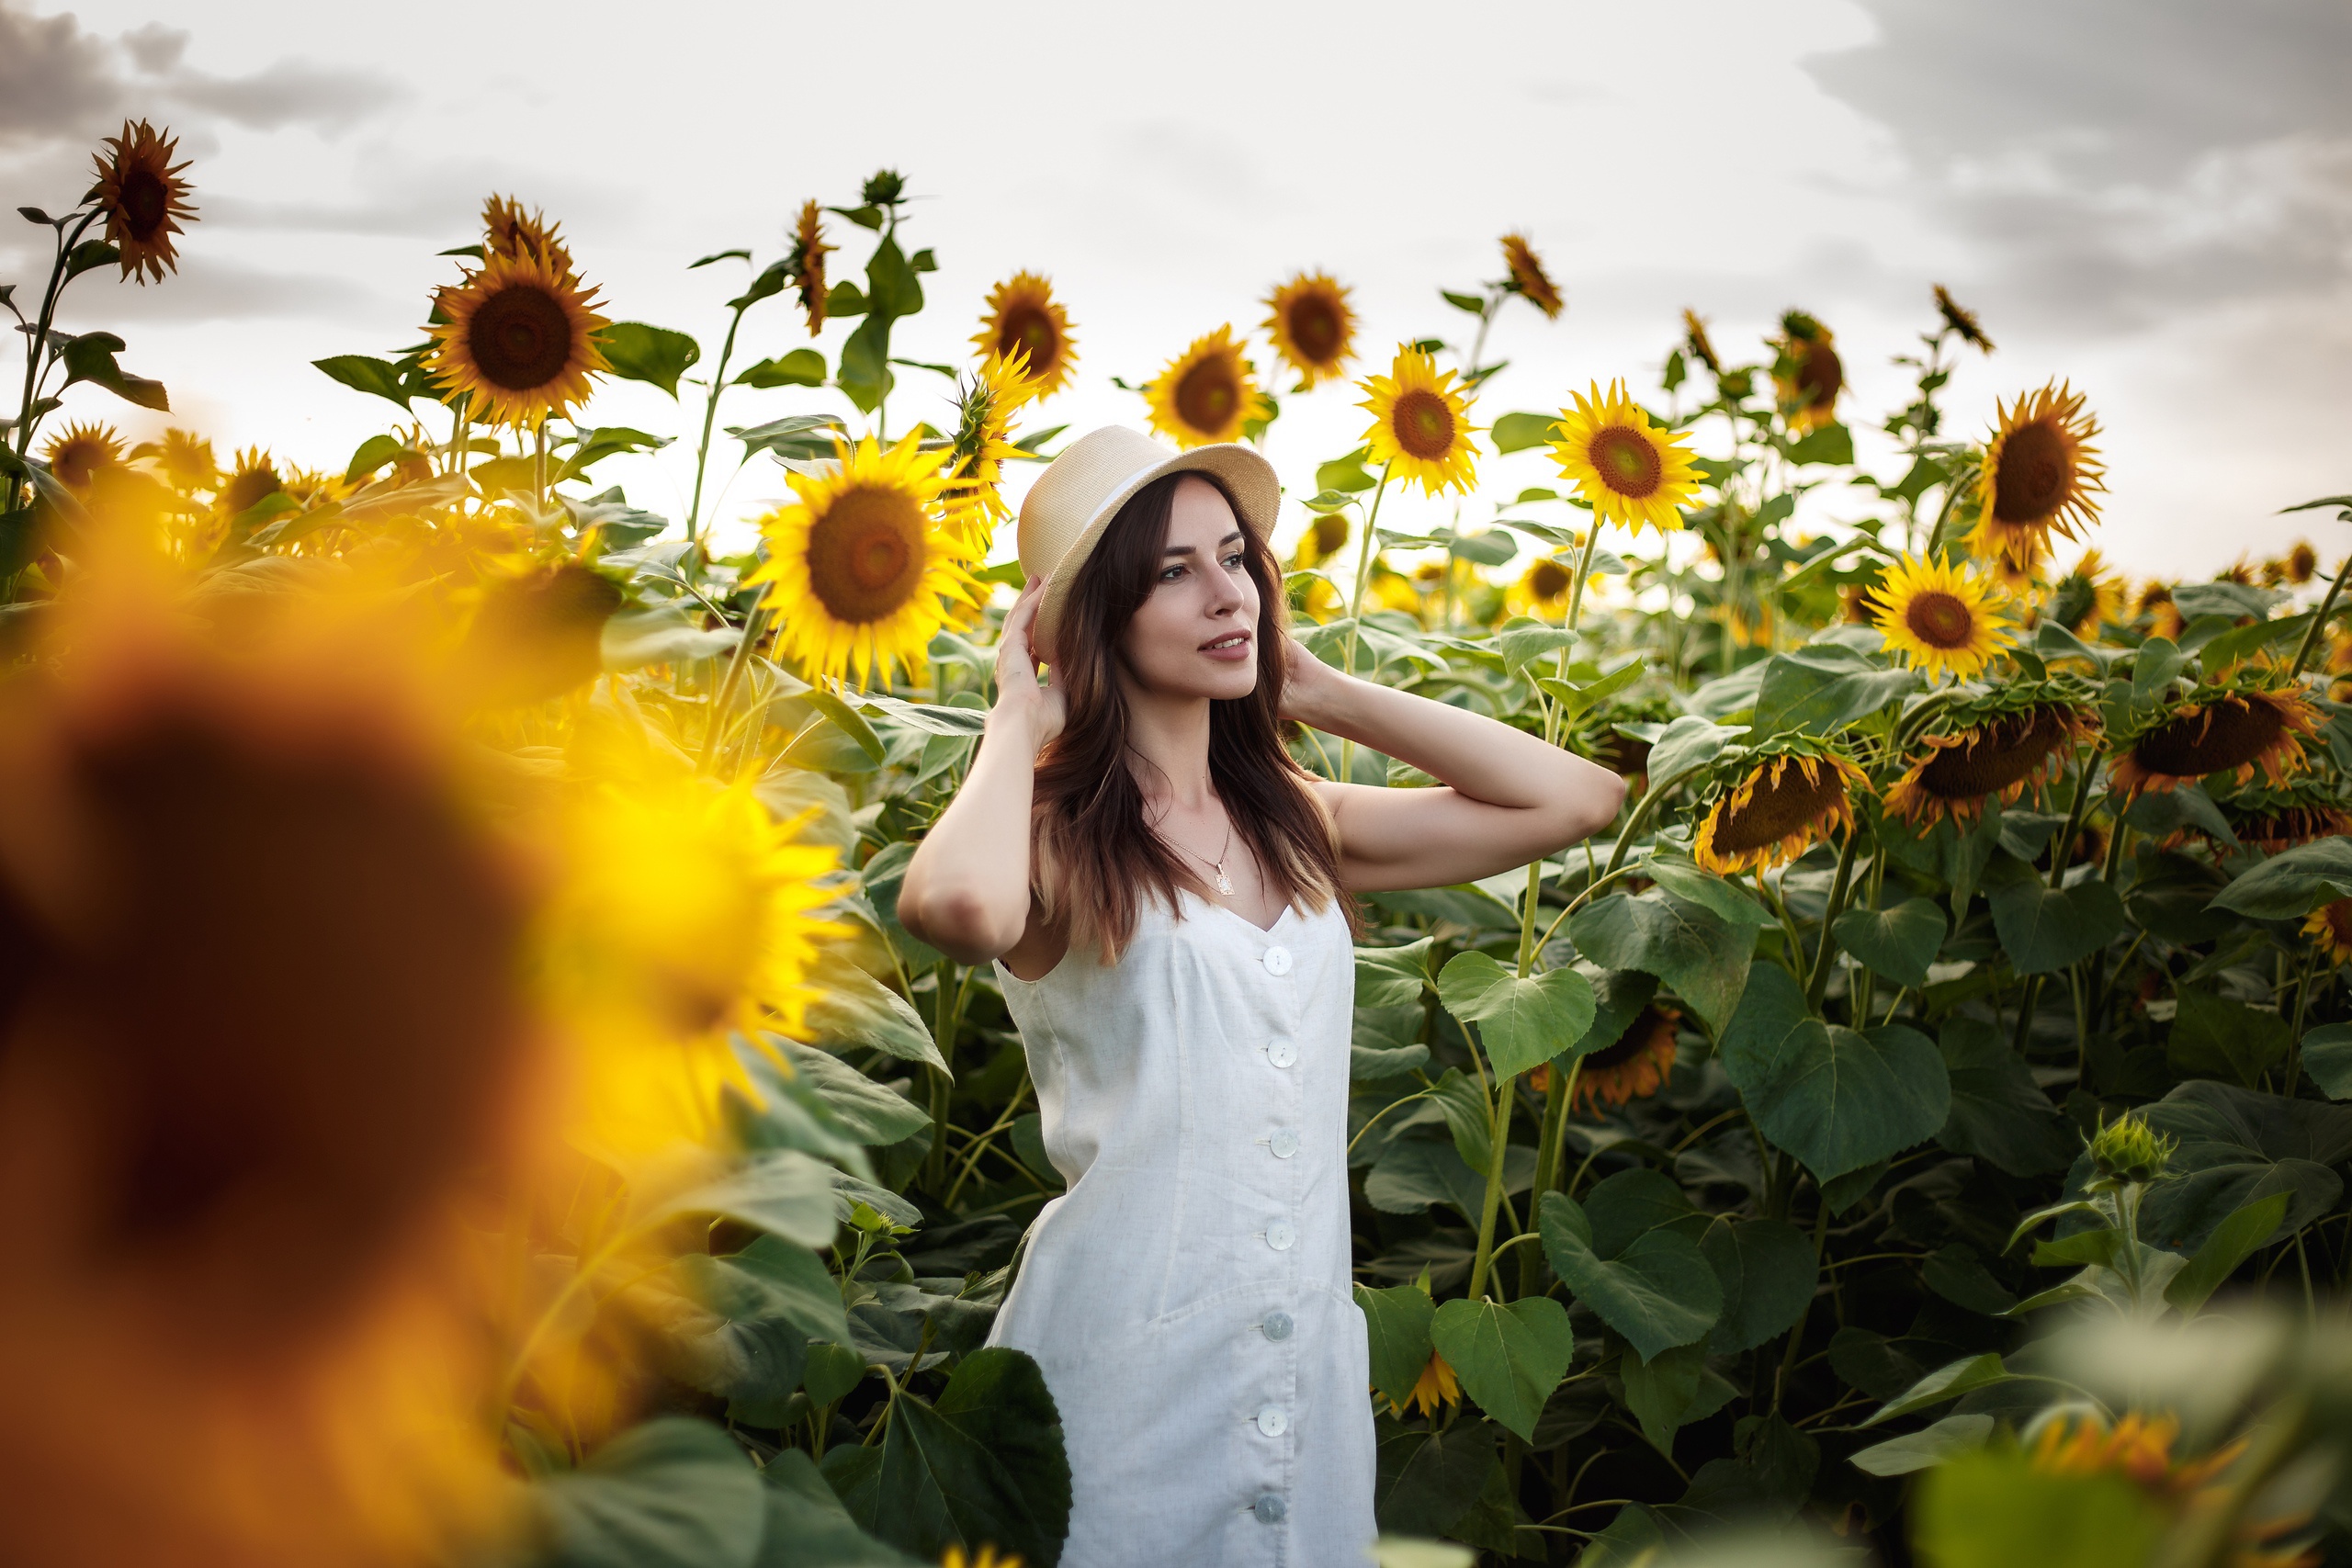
top-left (899, 425), bottom-right (1624, 1566)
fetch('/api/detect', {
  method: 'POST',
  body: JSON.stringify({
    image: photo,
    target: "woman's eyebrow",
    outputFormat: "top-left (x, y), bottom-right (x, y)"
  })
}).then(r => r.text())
top-left (1162, 530), bottom-right (1245, 557)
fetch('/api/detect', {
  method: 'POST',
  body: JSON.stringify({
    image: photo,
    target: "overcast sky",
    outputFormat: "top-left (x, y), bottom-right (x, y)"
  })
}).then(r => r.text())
top-left (6, 0), bottom-right (2347, 577)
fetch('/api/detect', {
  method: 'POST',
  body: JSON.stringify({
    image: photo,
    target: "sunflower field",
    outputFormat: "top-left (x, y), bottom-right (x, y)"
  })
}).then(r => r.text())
top-left (7, 129), bottom-right (2352, 1568)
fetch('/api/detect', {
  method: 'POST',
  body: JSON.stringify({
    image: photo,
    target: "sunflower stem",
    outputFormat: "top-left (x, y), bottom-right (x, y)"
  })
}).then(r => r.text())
top-left (11, 207), bottom-right (104, 470)
top-left (1464, 1027), bottom-right (1516, 1303)
top-left (1804, 821), bottom-right (1865, 1013)
top-left (2287, 537), bottom-right (2352, 679)
top-left (687, 293), bottom-right (753, 551)
top-left (1338, 462), bottom-right (1395, 783)
top-left (699, 604), bottom-right (773, 771)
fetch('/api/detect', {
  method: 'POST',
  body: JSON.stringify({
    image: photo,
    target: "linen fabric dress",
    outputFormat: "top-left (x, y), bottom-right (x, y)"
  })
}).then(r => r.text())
top-left (988, 888), bottom-right (1378, 1567)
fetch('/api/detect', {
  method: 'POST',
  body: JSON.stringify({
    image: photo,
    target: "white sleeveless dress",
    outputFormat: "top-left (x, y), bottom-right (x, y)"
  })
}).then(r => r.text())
top-left (988, 888), bottom-right (1378, 1567)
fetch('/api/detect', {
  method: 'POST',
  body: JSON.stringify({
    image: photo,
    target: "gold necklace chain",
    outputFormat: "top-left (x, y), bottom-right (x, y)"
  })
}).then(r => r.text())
top-left (1166, 817), bottom-right (1237, 897)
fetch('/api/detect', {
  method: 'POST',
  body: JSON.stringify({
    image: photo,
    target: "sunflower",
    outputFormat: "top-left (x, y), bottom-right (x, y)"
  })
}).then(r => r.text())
top-left (2175, 782), bottom-right (2352, 855)
top-left (1548, 380), bottom-right (1702, 535)
top-left (746, 433), bottom-right (978, 686)
top-left (973, 271), bottom-right (1077, 397)
top-left (1934, 285), bottom-right (1995, 353)
top-left (1506, 557), bottom-right (1575, 619)
top-left (1566, 1004), bottom-right (1680, 1117)
top-left (938, 349), bottom-right (1038, 557)
top-left (1691, 739), bottom-right (1869, 875)
top-left (1263, 271), bottom-right (1357, 388)
top-left (1358, 344), bottom-right (1479, 496)
top-left (219, 447), bottom-right (284, 517)
top-left (39, 422), bottom-right (124, 490)
top-left (1144, 325), bottom-right (1270, 449)
top-left (786, 198), bottom-right (833, 336)
top-left (1868, 554), bottom-right (2018, 680)
top-left (2306, 899), bottom-right (2352, 967)
top-left (140, 427), bottom-right (220, 492)
top-left (1500, 232), bottom-right (1564, 319)
top-left (2284, 542), bottom-right (2319, 586)
top-left (456, 560), bottom-right (625, 705)
top-left (2109, 680), bottom-right (2322, 796)
top-left (1771, 311), bottom-right (1843, 433)
top-left (1971, 381), bottom-right (2106, 567)
top-left (1681, 309), bottom-right (1722, 375)
top-left (2053, 548), bottom-right (2127, 637)
top-left (1291, 511), bottom-right (1351, 571)
top-left (481, 193), bottom-right (571, 276)
top-left (2135, 581), bottom-right (2187, 641)
top-left (942, 1547), bottom-right (1024, 1568)
top-left (1384, 1348), bottom-right (1462, 1419)
top-left (425, 250), bottom-right (608, 429)
top-left (1885, 686), bottom-right (2099, 827)
top-left (87, 118), bottom-right (197, 284)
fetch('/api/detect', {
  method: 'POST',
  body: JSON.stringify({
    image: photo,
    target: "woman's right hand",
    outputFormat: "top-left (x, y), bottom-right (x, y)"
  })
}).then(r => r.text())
top-left (992, 578), bottom-right (1067, 751)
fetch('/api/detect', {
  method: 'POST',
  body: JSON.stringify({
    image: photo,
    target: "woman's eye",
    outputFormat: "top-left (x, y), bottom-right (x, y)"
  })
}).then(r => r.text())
top-left (1159, 565), bottom-right (1185, 582)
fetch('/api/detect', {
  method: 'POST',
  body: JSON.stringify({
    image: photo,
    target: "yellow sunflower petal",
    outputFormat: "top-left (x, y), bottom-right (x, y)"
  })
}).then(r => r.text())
top-left (425, 250), bottom-right (608, 429)
top-left (1262, 271), bottom-right (1358, 388)
top-left (1971, 380), bottom-right (2106, 567)
top-left (1867, 554), bottom-right (2018, 680)
top-left (1546, 379), bottom-right (1702, 536)
top-left (1145, 325), bottom-right (1270, 449)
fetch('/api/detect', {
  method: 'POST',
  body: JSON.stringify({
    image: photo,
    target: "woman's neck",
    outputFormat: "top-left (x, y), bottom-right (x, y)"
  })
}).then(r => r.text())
top-left (1118, 676), bottom-right (1216, 810)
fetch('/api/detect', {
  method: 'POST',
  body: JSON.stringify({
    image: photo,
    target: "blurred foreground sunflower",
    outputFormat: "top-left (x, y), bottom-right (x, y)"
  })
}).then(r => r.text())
top-left (40, 422), bottom-right (124, 490)
top-left (787, 198), bottom-right (834, 336)
top-left (1570, 1005), bottom-right (1680, 1118)
top-left (2109, 679), bottom-right (2320, 796)
top-left (1971, 381), bottom-right (2106, 567)
top-left (746, 433), bottom-right (978, 686)
top-left (87, 118), bottom-right (196, 283)
top-left (1145, 325), bottom-right (1269, 449)
top-left (974, 272), bottom-right (1077, 396)
top-left (427, 249), bottom-right (609, 428)
top-left (1548, 380), bottom-right (1701, 535)
top-left (1868, 554), bottom-right (2017, 680)
top-left (1500, 231), bottom-right (1563, 319)
top-left (1359, 344), bottom-right (1478, 496)
top-left (1263, 271), bottom-right (1357, 388)
top-left (1691, 739), bottom-right (1868, 875)
top-left (1885, 684), bottom-right (2098, 827)
top-left (1771, 311), bottom-right (1843, 433)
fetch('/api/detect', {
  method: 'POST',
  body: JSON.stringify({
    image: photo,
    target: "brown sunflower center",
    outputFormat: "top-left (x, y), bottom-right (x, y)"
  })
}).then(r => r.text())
top-left (467, 283), bottom-right (575, 391)
top-left (806, 487), bottom-right (928, 623)
top-left (1585, 1006), bottom-right (1671, 1072)
top-left (220, 467), bottom-right (282, 516)
top-left (1391, 388), bottom-right (1456, 460)
top-left (1798, 343), bottom-right (1842, 408)
top-left (1991, 420), bottom-right (2071, 523)
top-left (2131, 697), bottom-right (2287, 779)
top-left (1915, 708), bottom-right (2072, 799)
top-left (2323, 899), bottom-right (2352, 946)
top-left (52, 439), bottom-right (110, 488)
top-left (1589, 425), bottom-right (1662, 498)
top-left (1288, 297), bottom-right (1343, 364)
top-left (1530, 559), bottom-right (1571, 599)
top-left (118, 166), bottom-right (171, 240)
top-left (999, 305), bottom-right (1060, 378)
top-left (1708, 759), bottom-right (1846, 854)
top-left (1904, 590), bottom-right (1978, 649)
top-left (1174, 357), bottom-right (1241, 434)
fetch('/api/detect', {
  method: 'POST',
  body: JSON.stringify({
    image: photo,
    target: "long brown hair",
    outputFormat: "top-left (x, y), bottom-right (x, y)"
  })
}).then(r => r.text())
top-left (1030, 471), bottom-right (1345, 962)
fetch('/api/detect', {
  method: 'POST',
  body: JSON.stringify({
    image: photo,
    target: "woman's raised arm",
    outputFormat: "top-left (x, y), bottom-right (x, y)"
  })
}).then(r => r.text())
top-left (1282, 637), bottom-right (1626, 893)
top-left (897, 581), bottom-right (1065, 964)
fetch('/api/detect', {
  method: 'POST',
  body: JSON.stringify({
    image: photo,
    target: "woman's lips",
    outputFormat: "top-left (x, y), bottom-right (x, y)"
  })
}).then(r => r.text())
top-left (1200, 631), bottom-right (1253, 662)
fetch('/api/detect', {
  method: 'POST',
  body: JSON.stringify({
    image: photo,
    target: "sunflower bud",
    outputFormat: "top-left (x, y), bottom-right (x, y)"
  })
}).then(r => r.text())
top-left (2088, 1112), bottom-right (2176, 1186)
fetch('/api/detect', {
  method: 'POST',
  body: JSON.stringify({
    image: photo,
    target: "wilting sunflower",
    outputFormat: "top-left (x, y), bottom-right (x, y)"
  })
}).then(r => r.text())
top-left (1681, 309), bottom-right (1723, 375)
top-left (1145, 325), bottom-right (1270, 449)
top-left (481, 193), bottom-right (571, 276)
top-left (87, 118), bottom-right (197, 284)
top-left (218, 446), bottom-right (283, 517)
top-left (1359, 344), bottom-right (1479, 496)
top-left (1885, 684), bottom-right (2099, 827)
top-left (1971, 381), bottom-right (2106, 567)
top-left (2168, 781), bottom-right (2351, 855)
top-left (1385, 1348), bottom-right (1462, 1419)
top-left (2109, 678), bottom-right (2322, 796)
top-left (1548, 380), bottom-right (1702, 536)
top-left (426, 250), bottom-right (608, 429)
top-left (974, 271), bottom-right (1078, 397)
top-left (1771, 311), bottom-right (1843, 433)
top-left (1934, 285), bottom-right (1995, 352)
top-left (786, 198), bottom-right (833, 336)
top-left (1500, 231), bottom-right (1564, 319)
top-left (1506, 556), bottom-right (1575, 619)
top-left (2052, 548), bottom-right (2128, 637)
top-left (1263, 270), bottom-right (1357, 388)
top-left (1868, 554), bottom-right (2018, 680)
top-left (1691, 739), bottom-right (1869, 875)
top-left (747, 432), bottom-right (978, 686)
top-left (938, 349), bottom-right (1038, 557)
top-left (2306, 899), bottom-right (2352, 967)
top-left (1570, 1005), bottom-right (1681, 1118)
top-left (39, 422), bottom-right (124, 490)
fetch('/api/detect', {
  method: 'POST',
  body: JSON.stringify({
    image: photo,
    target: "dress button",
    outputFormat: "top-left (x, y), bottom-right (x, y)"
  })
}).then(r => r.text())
top-left (1267, 1040), bottom-right (1297, 1068)
top-left (1256, 1404), bottom-right (1289, 1438)
top-left (1270, 1129), bottom-right (1299, 1158)
top-left (1262, 945), bottom-right (1294, 976)
top-left (1266, 1222), bottom-right (1295, 1251)
top-left (1261, 1311), bottom-right (1294, 1340)
top-left (1253, 1493), bottom-right (1287, 1525)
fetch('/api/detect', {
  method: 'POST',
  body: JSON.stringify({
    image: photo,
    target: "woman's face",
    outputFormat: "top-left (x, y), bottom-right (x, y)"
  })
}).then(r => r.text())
top-left (1116, 475), bottom-right (1261, 702)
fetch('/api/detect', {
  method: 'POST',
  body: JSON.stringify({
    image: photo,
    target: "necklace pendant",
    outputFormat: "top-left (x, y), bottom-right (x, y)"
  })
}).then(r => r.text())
top-left (1215, 868), bottom-right (1234, 896)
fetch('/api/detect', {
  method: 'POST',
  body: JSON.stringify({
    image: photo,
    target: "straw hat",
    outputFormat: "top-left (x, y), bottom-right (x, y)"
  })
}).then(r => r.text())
top-left (1017, 425), bottom-right (1281, 660)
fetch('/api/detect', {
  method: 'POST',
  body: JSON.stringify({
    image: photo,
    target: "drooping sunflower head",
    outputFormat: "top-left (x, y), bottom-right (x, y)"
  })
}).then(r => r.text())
top-left (1358, 344), bottom-right (1480, 497)
top-left (141, 427), bottom-right (220, 493)
top-left (40, 422), bottom-right (125, 490)
top-left (787, 198), bottom-right (834, 336)
top-left (745, 433), bottom-right (978, 687)
top-left (219, 447), bottom-right (284, 517)
top-left (87, 118), bottom-right (197, 284)
top-left (1500, 231), bottom-right (1564, 319)
top-left (1263, 271), bottom-right (1358, 388)
top-left (1770, 310), bottom-right (1843, 432)
top-left (425, 250), bottom-right (608, 429)
top-left (2109, 678), bottom-right (2322, 797)
top-left (2181, 780), bottom-right (2352, 855)
top-left (973, 271), bottom-right (1077, 396)
top-left (1506, 556), bottom-right (1576, 619)
top-left (1681, 309), bottom-right (1723, 375)
top-left (1691, 738), bottom-right (1870, 876)
top-left (1144, 324), bottom-right (1271, 449)
top-left (1572, 1005), bottom-right (1681, 1119)
top-left (2052, 547), bottom-right (2128, 637)
top-left (938, 348), bottom-right (1039, 557)
top-left (1885, 683), bottom-right (2099, 827)
top-left (2306, 899), bottom-right (2352, 968)
top-left (1934, 285), bottom-right (1995, 352)
top-left (1547, 380), bottom-right (1702, 536)
top-left (481, 193), bottom-right (571, 276)
top-left (1867, 553), bottom-right (2018, 680)
top-left (1971, 380), bottom-right (2106, 566)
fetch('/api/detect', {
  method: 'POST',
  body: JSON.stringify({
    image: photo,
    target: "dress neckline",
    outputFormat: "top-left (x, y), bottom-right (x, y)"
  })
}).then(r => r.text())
top-left (1175, 885), bottom-right (1298, 937)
